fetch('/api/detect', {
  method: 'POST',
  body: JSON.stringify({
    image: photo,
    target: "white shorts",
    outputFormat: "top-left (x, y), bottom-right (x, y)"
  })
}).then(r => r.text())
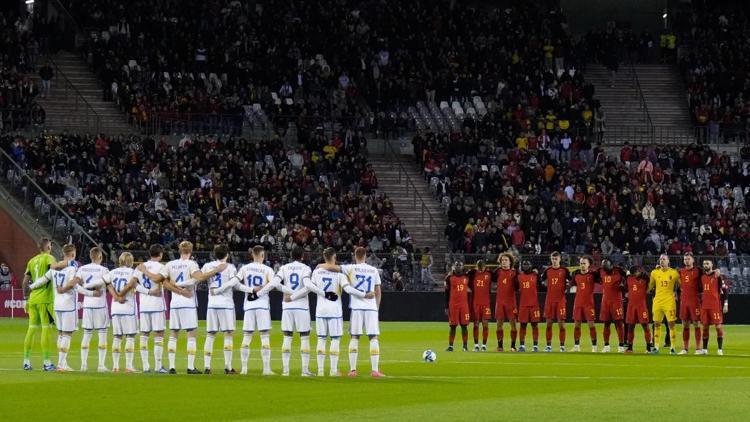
top-left (243, 309), bottom-right (271, 332)
top-left (139, 311), bottom-right (166, 333)
top-left (281, 309), bottom-right (311, 333)
top-left (82, 307), bottom-right (109, 330)
top-left (207, 308), bottom-right (236, 333)
top-left (349, 310), bottom-right (380, 336)
top-left (112, 314), bottom-right (138, 336)
top-left (316, 317), bottom-right (343, 338)
top-left (169, 308), bottom-right (198, 331)
top-left (55, 310), bottom-right (77, 333)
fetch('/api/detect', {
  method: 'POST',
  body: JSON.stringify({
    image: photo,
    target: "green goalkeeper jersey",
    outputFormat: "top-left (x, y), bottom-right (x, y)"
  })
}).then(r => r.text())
top-left (25, 253), bottom-right (57, 305)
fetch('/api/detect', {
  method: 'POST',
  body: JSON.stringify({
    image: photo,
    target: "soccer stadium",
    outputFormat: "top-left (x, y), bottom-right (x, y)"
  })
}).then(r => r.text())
top-left (2, 0), bottom-right (750, 420)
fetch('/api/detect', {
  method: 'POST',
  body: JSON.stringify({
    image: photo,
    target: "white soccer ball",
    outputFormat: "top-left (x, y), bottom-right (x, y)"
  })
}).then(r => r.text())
top-left (422, 349), bottom-right (437, 362)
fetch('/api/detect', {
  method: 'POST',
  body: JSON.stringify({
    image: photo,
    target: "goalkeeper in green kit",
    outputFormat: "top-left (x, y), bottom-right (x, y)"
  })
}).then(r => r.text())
top-left (22, 238), bottom-right (69, 371)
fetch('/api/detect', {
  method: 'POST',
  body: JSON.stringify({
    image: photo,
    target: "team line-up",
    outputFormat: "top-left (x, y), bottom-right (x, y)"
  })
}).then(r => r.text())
top-left (22, 239), bottom-right (385, 377)
top-left (444, 252), bottom-right (729, 355)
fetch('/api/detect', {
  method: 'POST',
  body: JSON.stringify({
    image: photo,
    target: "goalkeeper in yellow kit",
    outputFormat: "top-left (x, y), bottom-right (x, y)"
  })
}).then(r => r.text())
top-left (648, 254), bottom-right (680, 355)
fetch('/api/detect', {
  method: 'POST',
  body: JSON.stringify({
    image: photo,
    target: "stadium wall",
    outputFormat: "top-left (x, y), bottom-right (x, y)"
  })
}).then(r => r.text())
top-left (212, 292), bottom-right (750, 324)
top-left (3, 291), bottom-right (748, 323)
top-left (0, 206), bottom-right (37, 282)
top-left (562, 0), bottom-right (666, 34)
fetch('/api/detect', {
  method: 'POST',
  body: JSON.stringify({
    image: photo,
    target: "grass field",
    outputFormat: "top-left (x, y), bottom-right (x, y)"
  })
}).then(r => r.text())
top-left (1, 319), bottom-right (749, 421)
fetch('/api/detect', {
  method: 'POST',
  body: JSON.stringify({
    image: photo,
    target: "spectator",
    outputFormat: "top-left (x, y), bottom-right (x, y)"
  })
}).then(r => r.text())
top-left (38, 62), bottom-right (53, 98)
top-left (0, 263), bottom-right (16, 289)
top-left (420, 247), bottom-right (433, 289)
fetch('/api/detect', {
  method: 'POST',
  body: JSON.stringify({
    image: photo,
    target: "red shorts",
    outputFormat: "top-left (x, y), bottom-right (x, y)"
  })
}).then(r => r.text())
top-left (495, 302), bottom-right (517, 322)
top-left (544, 299), bottom-right (567, 321)
top-left (599, 300), bottom-right (624, 322)
top-left (626, 304), bottom-right (649, 324)
top-left (518, 306), bottom-right (541, 323)
top-left (700, 308), bottom-right (723, 326)
top-left (572, 304), bottom-right (596, 322)
top-left (449, 302), bottom-right (471, 326)
top-left (680, 300), bottom-right (701, 322)
top-left (472, 303), bottom-right (492, 321)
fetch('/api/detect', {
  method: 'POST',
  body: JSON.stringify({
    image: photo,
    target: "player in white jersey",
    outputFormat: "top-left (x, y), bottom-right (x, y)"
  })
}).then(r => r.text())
top-left (255, 247), bottom-right (312, 376)
top-left (230, 246), bottom-right (276, 375)
top-left (321, 247), bottom-right (384, 377)
top-left (157, 241), bottom-right (224, 374)
top-left (28, 244), bottom-right (81, 371)
top-left (196, 245), bottom-right (238, 374)
top-left (290, 248), bottom-right (373, 376)
top-left (70, 247), bottom-right (111, 372)
top-left (132, 244), bottom-right (168, 373)
top-left (104, 252), bottom-right (139, 373)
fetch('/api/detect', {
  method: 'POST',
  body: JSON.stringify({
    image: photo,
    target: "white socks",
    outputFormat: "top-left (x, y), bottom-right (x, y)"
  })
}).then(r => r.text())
top-left (329, 338), bottom-right (340, 375)
top-left (348, 338), bottom-right (359, 371)
top-left (112, 337), bottom-right (122, 370)
top-left (187, 337), bottom-right (197, 370)
top-left (223, 336), bottom-right (233, 370)
top-left (80, 330), bottom-right (92, 369)
top-left (168, 336), bottom-right (177, 369)
top-left (98, 330), bottom-right (108, 368)
top-left (58, 334), bottom-right (70, 369)
top-left (125, 337), bottom-right (135, 370)
top-left (154, 336), bottom-right (163, 369)
top-left (301, 336), bottom-right (310, 374)
top-left (260, 334), bottom-right (271, 373)
top-left (241, 333), bottom-right (253, 373)
top-left (282, 336), bottom-right (292, 374)
top-left (204, 335), bottom-right (215, 369)
top-left (140, 335), bottom-right (150, 371)
top-left (370, 338), bottom-right (380, 372)
top-left (317, 337), bottom-right (327, 375)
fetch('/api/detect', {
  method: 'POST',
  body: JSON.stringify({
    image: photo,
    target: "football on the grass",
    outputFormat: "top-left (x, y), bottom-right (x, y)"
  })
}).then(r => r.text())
top-left (422, 349), bottom-right (436, 362)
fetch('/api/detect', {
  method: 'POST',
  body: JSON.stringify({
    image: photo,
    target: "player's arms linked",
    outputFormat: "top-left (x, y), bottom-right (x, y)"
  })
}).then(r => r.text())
top-left (136, 263), bottom-right (165, 283)
top-left (28, 272), bottom-right (52, 290)
top-left (162, 279), bottom-right (193, 298)
top-left (316, 263), bottom-right (342, 273)
top-left (192, 263), bottom-right (228, 282)
top-left (107, 284), bottom-right (125, 303)
top-left (49, 258), bottom-right (68, 271)
top-left (76, 284), bottom-right (103, 297)
top-left (118, 277), bottom-right (139, 297)
top-left (211, 277), bottom-right (240, 295)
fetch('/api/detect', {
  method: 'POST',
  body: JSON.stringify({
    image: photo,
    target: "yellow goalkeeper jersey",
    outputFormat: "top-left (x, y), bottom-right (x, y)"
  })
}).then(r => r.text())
top-left (649, 267), bottom-right (680, 304)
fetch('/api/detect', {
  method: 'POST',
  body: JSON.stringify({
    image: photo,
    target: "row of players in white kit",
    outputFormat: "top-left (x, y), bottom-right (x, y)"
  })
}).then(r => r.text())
top-left (30, 242), bottom-right (385, 377)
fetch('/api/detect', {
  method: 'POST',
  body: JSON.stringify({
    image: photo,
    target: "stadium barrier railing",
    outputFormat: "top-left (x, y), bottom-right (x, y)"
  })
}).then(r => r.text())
top-left (0, 147), bottom-right (101, 257)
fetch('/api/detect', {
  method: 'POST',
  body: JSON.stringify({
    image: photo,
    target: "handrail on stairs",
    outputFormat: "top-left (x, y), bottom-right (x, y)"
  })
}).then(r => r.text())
top-left (382, 139), bottom-right (443, 248)
top-left (45, 57), bottom-right (103, 134)
top-left (629, 61), bottom-right (655, 143)
top-left (0, 146), bottom-right (103, 256)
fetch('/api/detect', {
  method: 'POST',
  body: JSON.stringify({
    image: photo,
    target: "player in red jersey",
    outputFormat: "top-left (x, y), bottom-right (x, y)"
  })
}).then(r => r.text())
top-left (625, 267), bottom-right (653, 353)
top-left (541, 252), bottom-right (569, 352)
top-left (678, 253), bottom-right (702, 355)
top-left (469, 261), bottom-right (492, 351)
top-left (698, 259), bottom-right (728, 355)
top-left (570, 256), bottom-right (599, 352)
top-left (445, 262), bottom-right (471, 352)
top-left (495, 253), bottom-right (518, 352)
top-left (599, 259), bottom-right (626, 353)
top-left (517, 261), bottom-right (541, 352)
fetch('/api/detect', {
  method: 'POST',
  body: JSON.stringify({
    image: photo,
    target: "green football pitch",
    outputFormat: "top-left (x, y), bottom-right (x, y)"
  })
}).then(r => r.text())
top-left (1, 319), bottom-right (749, 421)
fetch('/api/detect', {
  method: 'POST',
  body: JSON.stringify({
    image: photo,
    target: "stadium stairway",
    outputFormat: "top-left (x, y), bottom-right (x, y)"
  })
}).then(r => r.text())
top-left (585, 63), bottom-right (694, 144)
top-left (36, 51), bottom-right (135, 135)
top-left (585, 64), bottom-right (652, 143)
top-left (633, 64), bottom-right (694, 143)
top-left (368, 154), bottom-right (448, 287)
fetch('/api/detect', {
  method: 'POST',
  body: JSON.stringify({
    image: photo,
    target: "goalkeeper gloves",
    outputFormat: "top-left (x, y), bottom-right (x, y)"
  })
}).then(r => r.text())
top-left (324, 292), bottom-right (338, 302)
top-left (246, 292), bottom-right (259, 301)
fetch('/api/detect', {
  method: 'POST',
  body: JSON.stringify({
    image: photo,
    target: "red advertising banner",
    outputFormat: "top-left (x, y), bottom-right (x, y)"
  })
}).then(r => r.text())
top-left (0, 289), bottom-right (171, 318)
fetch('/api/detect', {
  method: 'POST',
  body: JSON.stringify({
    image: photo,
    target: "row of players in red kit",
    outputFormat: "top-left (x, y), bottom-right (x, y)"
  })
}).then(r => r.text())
top-left (444, 252), bottom-right (729, 354)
